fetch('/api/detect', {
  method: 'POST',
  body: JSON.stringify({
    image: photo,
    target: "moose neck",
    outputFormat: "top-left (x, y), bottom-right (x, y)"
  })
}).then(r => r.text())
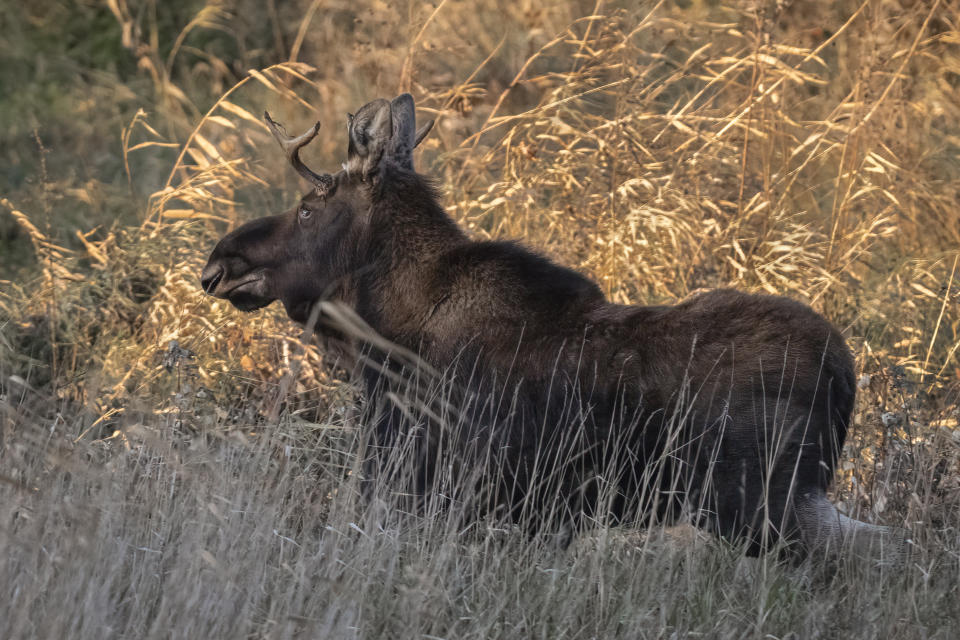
top-left (371, 168), bottom-right (466, 257)
top-left (356, 168), bottom-right (468, 344)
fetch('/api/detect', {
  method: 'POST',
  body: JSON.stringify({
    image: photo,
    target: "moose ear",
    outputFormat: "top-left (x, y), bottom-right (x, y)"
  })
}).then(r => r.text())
top-left (388, 93), bottom-right (434, 170)
top-left (347, 94), bottom-right (433, 178)
top-left (388, 93), bottom-right (417, 170)
top-left (347, 98), bottom-right (392, 178)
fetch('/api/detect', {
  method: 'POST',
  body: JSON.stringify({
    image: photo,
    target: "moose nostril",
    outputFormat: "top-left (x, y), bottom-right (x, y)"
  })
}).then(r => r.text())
top-left (201, 264), bottom-right (224, 294)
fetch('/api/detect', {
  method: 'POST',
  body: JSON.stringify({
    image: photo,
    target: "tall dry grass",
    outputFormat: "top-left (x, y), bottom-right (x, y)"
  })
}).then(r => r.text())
top-left (2, 0), bottom-right (960, 637)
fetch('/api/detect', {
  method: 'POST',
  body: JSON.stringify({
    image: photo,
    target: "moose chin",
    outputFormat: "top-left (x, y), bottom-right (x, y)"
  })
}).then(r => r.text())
top-left (201, 93), bottom-right (903, 562)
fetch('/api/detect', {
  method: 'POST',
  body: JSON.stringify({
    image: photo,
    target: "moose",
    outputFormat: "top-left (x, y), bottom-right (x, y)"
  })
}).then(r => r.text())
top-left (201, 93), bottom-right (900, 559)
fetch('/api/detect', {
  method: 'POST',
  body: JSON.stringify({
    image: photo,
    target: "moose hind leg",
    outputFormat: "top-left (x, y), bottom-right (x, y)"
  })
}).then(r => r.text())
top-left (793, 491), bottom-right (905, 564)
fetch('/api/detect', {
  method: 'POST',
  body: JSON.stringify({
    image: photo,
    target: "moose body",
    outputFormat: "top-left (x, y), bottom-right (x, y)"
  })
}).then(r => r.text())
top-left (202, 94), bottom-right (897, 557)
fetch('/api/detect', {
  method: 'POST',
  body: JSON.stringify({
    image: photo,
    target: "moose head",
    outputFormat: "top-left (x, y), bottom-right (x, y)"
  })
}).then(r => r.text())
top-left (199, 94), bottom-right (435, 323)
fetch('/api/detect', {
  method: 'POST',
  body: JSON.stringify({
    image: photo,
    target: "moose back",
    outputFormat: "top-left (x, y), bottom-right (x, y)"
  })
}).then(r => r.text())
top-left (201, 93), bottom-right (897, 558)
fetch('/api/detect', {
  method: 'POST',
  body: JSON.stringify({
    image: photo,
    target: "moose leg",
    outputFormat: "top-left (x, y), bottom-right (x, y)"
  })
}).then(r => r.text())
top-left (793, 491), bottom-right (905, 565)
top-left (359, 403), bottom-right (399, 502)
top-left (700, 417), bottom-right (831, 555)
top-left (361, 401), bottom-right (439, 510)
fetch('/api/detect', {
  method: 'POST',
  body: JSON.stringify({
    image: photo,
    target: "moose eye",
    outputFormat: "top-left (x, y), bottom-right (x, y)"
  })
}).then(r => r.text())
top-left (298, 204), bottom-right (312, 220)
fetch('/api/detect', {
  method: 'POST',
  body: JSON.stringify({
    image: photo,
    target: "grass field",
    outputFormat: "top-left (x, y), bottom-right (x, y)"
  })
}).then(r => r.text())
top-left (2, 1), bottom-right (960, 637)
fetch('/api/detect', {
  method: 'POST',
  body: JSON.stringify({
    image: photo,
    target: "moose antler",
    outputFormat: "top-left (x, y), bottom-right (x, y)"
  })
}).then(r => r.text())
top-left (263, 112), bottom-right (335, 194)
